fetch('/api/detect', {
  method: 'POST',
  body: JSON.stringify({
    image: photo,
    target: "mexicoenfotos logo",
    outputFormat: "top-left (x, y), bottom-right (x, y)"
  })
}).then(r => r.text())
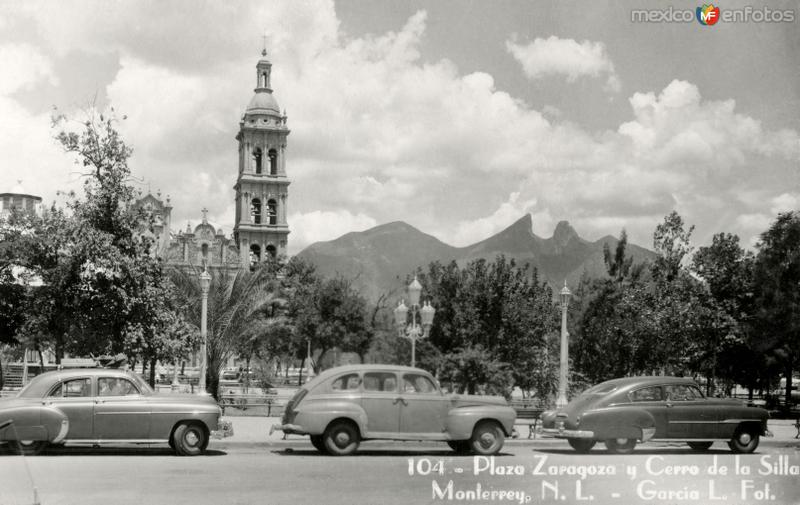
top-left (631, 5), bottom-right (795, 23)
top-left (696, 4), bottom-right (721, 25)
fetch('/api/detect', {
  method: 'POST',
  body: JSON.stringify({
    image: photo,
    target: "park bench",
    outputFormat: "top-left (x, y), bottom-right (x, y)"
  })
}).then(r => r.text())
top-left (511, 403), bottom-right (544, 439)
top-left (219, 392), bottom-right (283, 416)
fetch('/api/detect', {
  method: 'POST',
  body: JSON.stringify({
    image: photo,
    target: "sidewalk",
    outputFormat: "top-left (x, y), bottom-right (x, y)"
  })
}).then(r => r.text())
top-left (214, 415), bottom-right (800, 447)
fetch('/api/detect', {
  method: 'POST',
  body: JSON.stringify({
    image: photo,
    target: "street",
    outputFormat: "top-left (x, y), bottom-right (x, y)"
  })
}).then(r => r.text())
top-left (2, 438), bottom-right (799, 505)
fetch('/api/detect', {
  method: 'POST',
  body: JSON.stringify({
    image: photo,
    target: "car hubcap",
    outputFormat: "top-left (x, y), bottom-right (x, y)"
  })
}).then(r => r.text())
top-left (185, 431), bottom-right (199, 447)
top-left (738, 433), bottom-right (751, 445)
top-left (615, 438), bottom-right (628, 445)
top-left (335, 432), bottom-right (350, 447)
top-left (479, 432), bottom-right (496, 448)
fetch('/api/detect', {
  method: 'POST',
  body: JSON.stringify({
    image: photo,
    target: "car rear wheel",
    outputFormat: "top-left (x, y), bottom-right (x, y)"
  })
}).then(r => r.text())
top-left (605, 438), bottom-right (637, 454)
top-left (687, 441), bottom-right (713, 451)
top-left (568, 438), bottom-right (596, 453)
top-left (447, 440), bottom-right (471, 454)
top-left (310, 435), bottom-right (328, 454)
top-left (172, 422), bottom-right (208, 456)
top-left (728, 428), bottom-right (759, 454)
top-left (469, 421), bottom-right (505, 456)
top-left (323, 421), bottom-right (360, 456)
top-left (8, 440), bottom-right (48, 456)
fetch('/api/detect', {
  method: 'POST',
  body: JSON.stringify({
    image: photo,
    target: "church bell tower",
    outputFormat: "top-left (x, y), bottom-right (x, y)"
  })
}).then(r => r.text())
top-left (233, 49), bottom-right (291, 268)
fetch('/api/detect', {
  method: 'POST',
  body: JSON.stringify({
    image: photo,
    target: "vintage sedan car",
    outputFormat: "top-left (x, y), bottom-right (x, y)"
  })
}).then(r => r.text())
top-left (270, 364), bottom-right (516, 455)
top-left (540, 376), bottom-right (771, 454)
top-left (0, 368), bottom-right (232, 456)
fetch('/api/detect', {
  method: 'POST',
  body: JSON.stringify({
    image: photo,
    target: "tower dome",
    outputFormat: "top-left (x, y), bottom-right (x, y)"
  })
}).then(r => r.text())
top-left (244, 49), bottom-right (282, 118)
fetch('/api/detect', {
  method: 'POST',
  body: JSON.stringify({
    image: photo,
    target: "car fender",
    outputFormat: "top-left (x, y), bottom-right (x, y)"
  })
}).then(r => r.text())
top-left (580, 407), bottom-right (655, 440)
top-left (295, 397), bottom-right (367, 436)
top-left (446, 405), bottom-right (516, 439)
top-left (0, 405), bottom-right (68, 442)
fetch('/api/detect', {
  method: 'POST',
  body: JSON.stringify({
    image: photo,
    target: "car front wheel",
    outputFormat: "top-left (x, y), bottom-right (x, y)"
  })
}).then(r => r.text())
top-left (728, 428), bottom-right (759, 454)
top-left (323, 421), bottom-right (360, 456)
top-left (8, 440), bottom-right (48, 456)
top-left (568, 438), bottom-right (596, 453)
top-left (469, 421), bottom-right (505, 455)
top-left (172, 422), bottom-right (208, 456)
top-left (605, 438), bottom-right (636, 454)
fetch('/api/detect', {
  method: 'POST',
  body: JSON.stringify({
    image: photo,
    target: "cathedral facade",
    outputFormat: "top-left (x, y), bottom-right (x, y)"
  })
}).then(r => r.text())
top-left (136, 51), bottom-right (291, 269)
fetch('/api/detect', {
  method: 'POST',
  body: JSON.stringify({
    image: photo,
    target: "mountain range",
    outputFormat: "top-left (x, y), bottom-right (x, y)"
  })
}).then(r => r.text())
top-left (295, 214), bottom-right (655, 301)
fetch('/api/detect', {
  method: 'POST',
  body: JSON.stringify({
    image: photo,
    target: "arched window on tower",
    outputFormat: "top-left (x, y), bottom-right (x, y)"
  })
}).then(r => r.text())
top-left (254, 148), bottom-right (263, 174)
top-left (266, 244), bottom-right (277, 259)
top-left (261, 72), bottom-right (268, 88)
top-left (201, 243), bottom-right (209, 265)
top-left (267, 199), bottom-right (277, 225)
top-left (251, 198), bottom-right (262, 224)
top-left (268, 149), bottom-right (278, 175)
top-left (249, 244), bottom-right (261, 270)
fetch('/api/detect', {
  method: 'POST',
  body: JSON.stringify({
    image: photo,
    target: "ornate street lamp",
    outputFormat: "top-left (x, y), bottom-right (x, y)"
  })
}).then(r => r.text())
top-left (394, 276), bottom-right (435, 368)
top-left (556, 281), bottom-right (572, 408)
top-left (198, 267), bottom-right (212, 394)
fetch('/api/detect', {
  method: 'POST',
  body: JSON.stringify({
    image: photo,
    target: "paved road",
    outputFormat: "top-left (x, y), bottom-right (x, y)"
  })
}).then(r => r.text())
top-left (1, 439), bottom-right (799, 505)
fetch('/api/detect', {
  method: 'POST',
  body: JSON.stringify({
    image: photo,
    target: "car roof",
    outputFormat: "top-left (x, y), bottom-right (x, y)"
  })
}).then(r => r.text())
top-left (305, 364), bottom-right (432, 388)
top-left (33, 368), bottom-right (137, 379)
top-left (598, 376), bottom-right (698, 389)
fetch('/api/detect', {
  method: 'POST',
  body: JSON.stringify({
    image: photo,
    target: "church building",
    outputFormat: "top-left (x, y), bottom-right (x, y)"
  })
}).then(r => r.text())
top-left (136, 50), bottom-right (291, 270)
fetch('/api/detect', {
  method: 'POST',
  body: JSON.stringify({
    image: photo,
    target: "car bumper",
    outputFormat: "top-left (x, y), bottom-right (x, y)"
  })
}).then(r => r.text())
top-left (211, 418), bottom-right (234, 439)
top-left (270, 423), bottom-right (307, 436)
top-left (540, 428), bottom-right (595, 439)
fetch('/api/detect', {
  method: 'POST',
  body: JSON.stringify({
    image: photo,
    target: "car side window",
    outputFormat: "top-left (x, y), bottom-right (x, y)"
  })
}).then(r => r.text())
top-left (666, 384), bottom-right (700, 401)
top-left (401, 374), bottom-right (437, 394)
top-left (49, 378), bottom-right (92, 398)
top-left (630, 386), bottom-right (663, 402)
top-left (363, 372), bottom-right (397, 392)
top-left (98, 377), bottom-right (139, 396)
top-left (330, 373), bottom-right (361, 391)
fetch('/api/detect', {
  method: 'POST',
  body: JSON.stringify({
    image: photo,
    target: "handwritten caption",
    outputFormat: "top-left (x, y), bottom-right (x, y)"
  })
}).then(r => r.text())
top-left (405, 454), bottom-right (799, 503)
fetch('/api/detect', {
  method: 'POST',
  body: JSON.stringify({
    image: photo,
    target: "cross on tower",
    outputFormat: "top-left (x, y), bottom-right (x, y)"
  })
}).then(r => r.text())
top-left (201, 207), bottom-right (209, 223)
top-left (262, 34), bottom-right (268, 57)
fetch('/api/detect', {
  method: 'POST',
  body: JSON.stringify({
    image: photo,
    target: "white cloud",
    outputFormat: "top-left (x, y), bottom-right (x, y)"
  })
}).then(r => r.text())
top-left (506, 36), bottom-right (620, 92)
top-left (288, 210), bottom-right (377, 253)
top-left (0, 2), bottom-right (798, 256)
top-left (452, 192), bottom-right (537, 246)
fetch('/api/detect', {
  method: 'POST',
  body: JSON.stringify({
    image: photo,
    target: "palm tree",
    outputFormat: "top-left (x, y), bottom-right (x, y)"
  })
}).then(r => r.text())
top-left (168, 264), bottom-right (279, 399)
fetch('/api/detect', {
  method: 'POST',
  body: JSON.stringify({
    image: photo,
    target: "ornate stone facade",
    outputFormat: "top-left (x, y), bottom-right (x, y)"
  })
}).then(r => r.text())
top-left (134, 51), bottom-right (290, 270)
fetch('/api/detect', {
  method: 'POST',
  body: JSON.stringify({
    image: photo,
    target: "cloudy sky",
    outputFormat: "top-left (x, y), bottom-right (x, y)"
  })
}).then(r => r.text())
top-left (1, 0), bottom-right (798, 254)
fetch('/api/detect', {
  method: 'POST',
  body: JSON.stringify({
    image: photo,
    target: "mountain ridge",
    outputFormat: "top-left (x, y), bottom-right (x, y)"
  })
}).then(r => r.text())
top-left (296, 214), bottom-right (655, 300)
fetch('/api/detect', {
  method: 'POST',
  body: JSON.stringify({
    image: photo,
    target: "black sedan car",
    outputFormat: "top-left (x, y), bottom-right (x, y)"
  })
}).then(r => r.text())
top-left (540, 376), bottom-right (771, 454)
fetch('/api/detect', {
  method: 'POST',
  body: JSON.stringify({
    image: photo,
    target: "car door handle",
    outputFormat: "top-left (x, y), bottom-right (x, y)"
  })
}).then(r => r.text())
top-left (393, 398), bottom-right (408, 406)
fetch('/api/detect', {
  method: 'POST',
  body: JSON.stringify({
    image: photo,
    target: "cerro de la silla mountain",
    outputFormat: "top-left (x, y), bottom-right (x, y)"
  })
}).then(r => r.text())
top-left (296, 214), bottom-right (655, 301)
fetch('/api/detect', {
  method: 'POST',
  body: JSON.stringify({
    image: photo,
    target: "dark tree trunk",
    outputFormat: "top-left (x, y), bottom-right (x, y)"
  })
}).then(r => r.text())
top-left (0, 357), bottom-right (4, 391)
top-left (148, 357), bottom-right (157, 388)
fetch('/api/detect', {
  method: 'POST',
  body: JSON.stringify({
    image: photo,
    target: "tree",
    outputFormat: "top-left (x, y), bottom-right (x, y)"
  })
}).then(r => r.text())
top-left (168, 264), bottom-right (279, 398)
top-left (752, 211), bottom-right (800, 408)
top-left (289, 274), bottom-right (372, 375)
top-left (692, 233), bottom-right (759, 395)
top-left (652, 211), bottom-right (695, 283)
top-left (439, 345), bottom-right (513, 397)
top-left (413, 256), bottom-right (558, 398)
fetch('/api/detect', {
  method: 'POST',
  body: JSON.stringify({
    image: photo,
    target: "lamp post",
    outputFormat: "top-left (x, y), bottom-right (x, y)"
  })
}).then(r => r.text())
top-left (556, 281), bottom-right (572, 408)
top-left (198, 267), bottom-right (212, 394)
top-left (393, 276), bottom-right (435, 368)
